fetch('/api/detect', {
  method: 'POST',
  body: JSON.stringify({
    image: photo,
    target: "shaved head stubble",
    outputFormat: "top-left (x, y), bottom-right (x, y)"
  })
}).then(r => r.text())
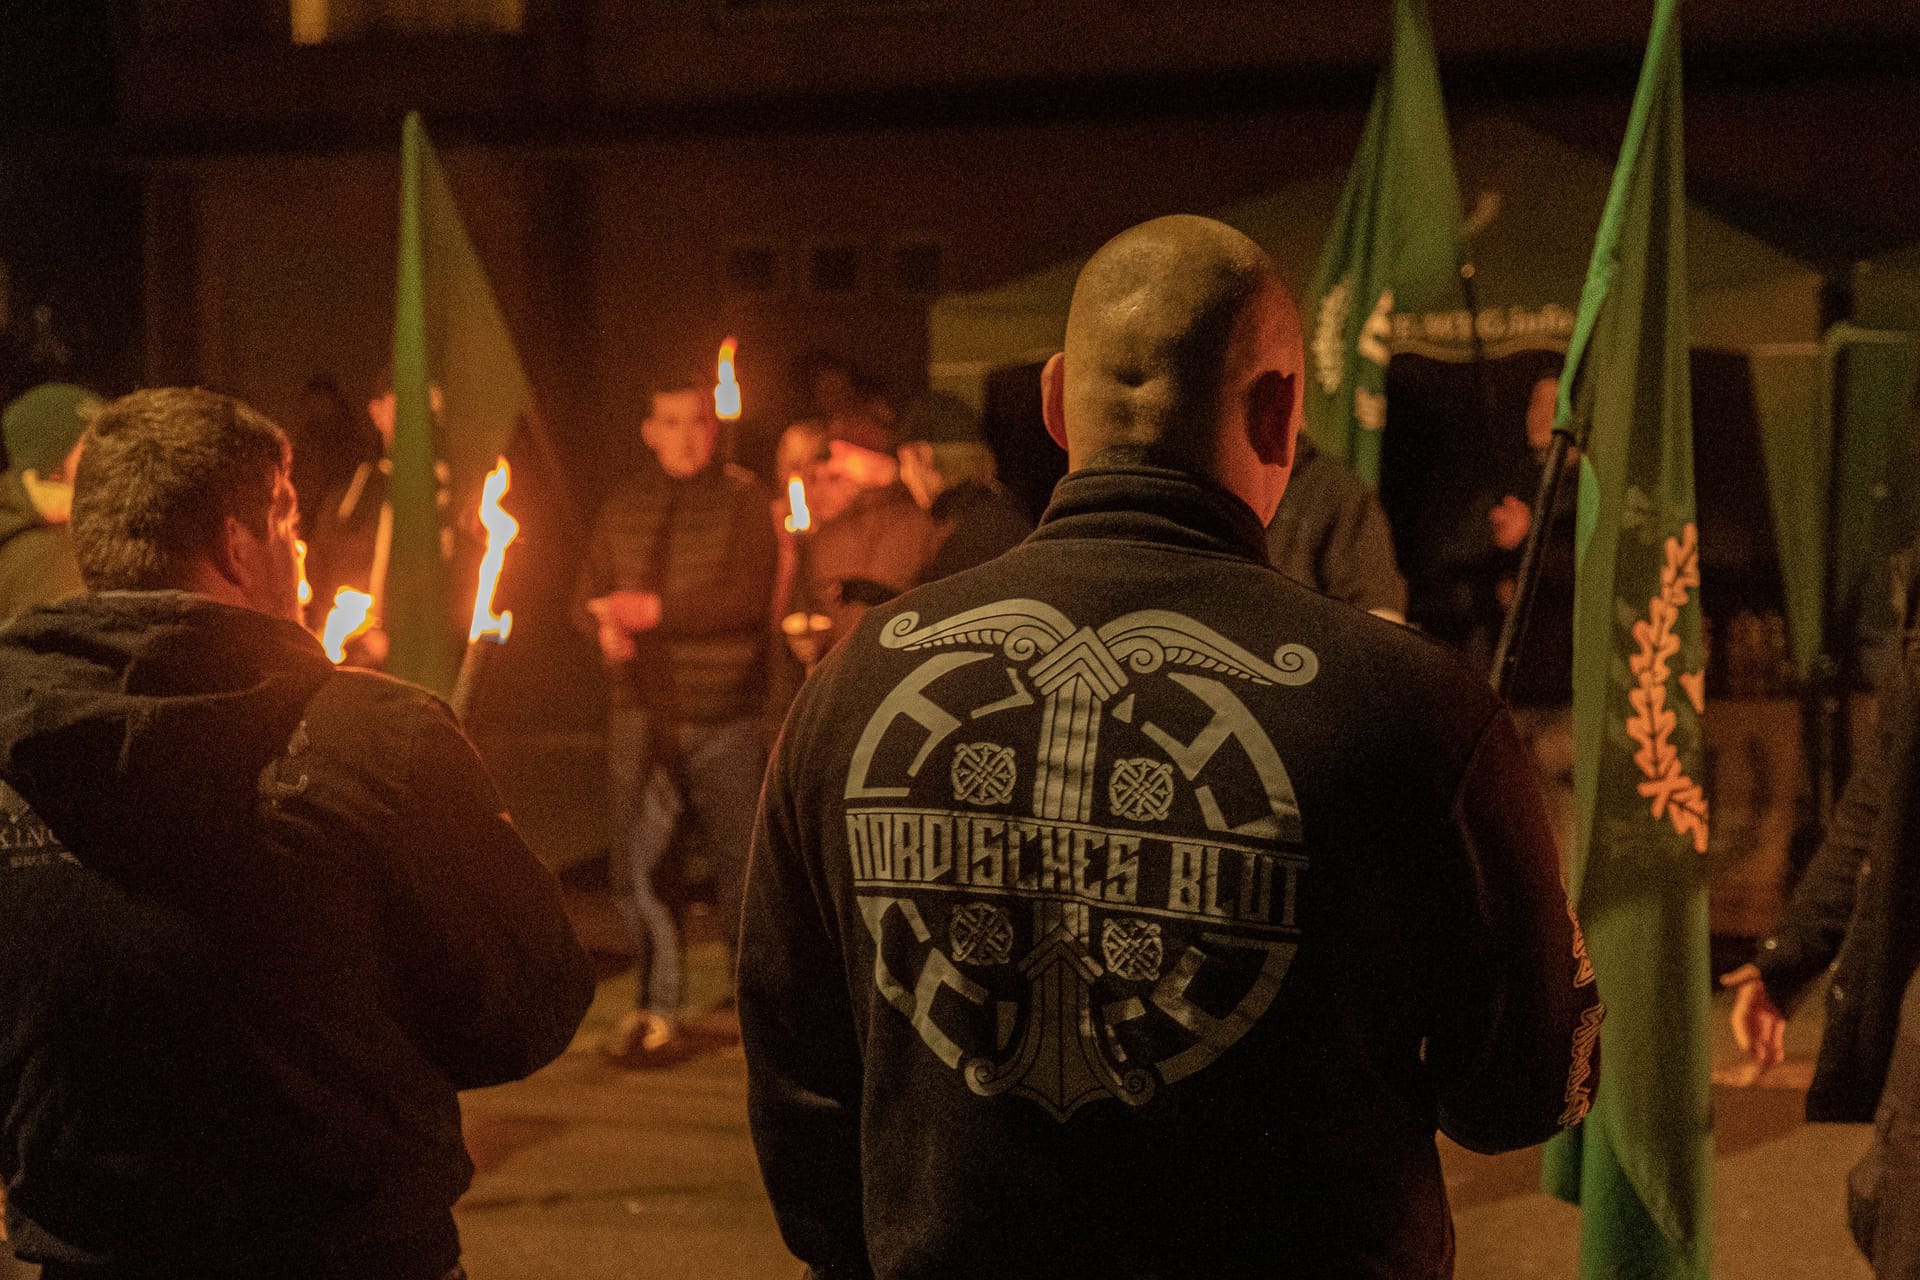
top-left (1041, 215), bottom-right (1306, 523)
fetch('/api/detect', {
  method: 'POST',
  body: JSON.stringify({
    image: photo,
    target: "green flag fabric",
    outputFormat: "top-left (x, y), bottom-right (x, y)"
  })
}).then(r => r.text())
top-left (1539, 3), bottom-right (1712, 1278)
top-left (386, 112), bottom-right (540, 695)
top-left (1825, 326), bottom-right (1920, 662)
top-left (1303, 0), bottom-right (1464, 485)
top-left (1753, 329), bottom-right (1920, 680)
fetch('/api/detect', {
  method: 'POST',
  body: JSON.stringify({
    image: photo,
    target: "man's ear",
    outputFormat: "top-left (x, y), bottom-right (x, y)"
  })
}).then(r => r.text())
top-left (1248, 369), bottom-right (1297, 470)
top-left (213, 513), bottom-right (253, 591)
top-left (1040, 353), bottom-right (1069, 454)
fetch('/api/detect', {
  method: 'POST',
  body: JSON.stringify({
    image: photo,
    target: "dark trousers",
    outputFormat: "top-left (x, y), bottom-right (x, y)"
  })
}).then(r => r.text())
top-left (607, 708), bottom-right (764, 1012)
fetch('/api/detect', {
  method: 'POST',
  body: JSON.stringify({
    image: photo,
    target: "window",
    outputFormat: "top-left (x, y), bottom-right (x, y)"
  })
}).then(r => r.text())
top-left (717, 0), bottom-right (943, 16)
top-left (723, 244), bottom-right (783, 298)
top-left (808, 244), bottom-right (863, 297)
top-left (891, 240), bottom-right (943, 297)
top-left (291, 0), bottom-right (523, 44)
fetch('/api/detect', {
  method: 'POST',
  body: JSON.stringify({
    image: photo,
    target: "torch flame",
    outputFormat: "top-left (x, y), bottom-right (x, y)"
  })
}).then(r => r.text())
top-left (783, 473), bottom-right (812, 533)
top-left (295, 539), bottom-right (313, 607)
top-left (714, 337), bottom-right (742, 421)
top-left (467, 457), bottom-right (519, 644)
top-left (321, 588), bottom-right (375, 663)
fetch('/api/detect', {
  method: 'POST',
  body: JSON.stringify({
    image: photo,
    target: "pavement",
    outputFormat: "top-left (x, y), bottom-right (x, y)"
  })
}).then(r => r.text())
top-left (444, 891), bottom-right (1879, 1280)
top-left (0, 884), bottom-right (1877, 1280)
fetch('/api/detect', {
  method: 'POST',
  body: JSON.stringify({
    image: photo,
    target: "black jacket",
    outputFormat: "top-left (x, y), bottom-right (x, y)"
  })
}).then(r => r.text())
top-left (0, 593), bottom-right (594, 1278)
top-left (1754, 603), bottom-right (1920, 1122)
top-left (740, 467), bottom-right (1600, 1280)
top-left (1263, 435), bottom-right (1406, 619)
top-left (573, 457), bottom-right (776, 722)
top-left (914, 480), bottom-right (1033, 587)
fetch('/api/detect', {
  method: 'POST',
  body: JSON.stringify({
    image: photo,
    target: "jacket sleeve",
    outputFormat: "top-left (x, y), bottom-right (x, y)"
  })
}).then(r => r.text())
top-left (658, 479), bottom-right (779, 639)
top-left (1427, 707), bottom-right (1602, 1154)
top-left (570, 501), bottom-right (618, 638)
top-left (738, 713), bottom-right (873, 1279)
top-left (1753, 729), bottom-right (1881, 1006)
top-left (384, 698), bottom-right (596, 1090)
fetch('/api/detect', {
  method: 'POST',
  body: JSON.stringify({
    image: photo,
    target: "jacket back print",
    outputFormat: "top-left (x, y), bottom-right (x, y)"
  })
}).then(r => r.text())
top-left (740, 468), bottom-right (1600, 1280)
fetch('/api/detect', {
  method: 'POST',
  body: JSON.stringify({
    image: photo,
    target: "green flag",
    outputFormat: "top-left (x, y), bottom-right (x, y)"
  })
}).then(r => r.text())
top-left (1303, 0), bottom-right (1463, 485)
top-left (387, 112), bottom-right (541, 695)
top-left (1539, 3), bottom-right (1712, 1277)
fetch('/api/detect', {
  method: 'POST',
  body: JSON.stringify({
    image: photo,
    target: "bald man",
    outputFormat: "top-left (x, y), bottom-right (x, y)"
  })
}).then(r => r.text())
top-left (739, 216), bottom-right (1599, 1280)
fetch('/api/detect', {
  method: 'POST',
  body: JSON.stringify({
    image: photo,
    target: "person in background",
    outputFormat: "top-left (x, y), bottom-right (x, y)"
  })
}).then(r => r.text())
top-left (793, 349), bottom-right (895, 431)
top-left (302, 370), bottom-right (452, 666)
top-left (1852, 968), bottom-right (1920, 1278)
top-left (0, 387), bottom-right (591, 1280)
top-left (1410, 373), bottom-right (1567, 669)
top-left (1263, 431), bottom-right (1406, 621)
top-left (0, 382), bottom-right (95, 1275)
top-left (894, 391), bottom-right (1033, 586)
top-left (802, 413), bottom-right (937, 646)
top-left (1494, 376), bottom-right (1579, 861)
top-left (288, 372), bottom-right (382, 542)
top-left (1724, 545), bottom-right (1920, 1274)
top-left (739, 216), bottom-right (1599, 1279)
top-left (574, 374), bottom-right (776, 1061)
top-left (0, 383), bottom-right (95, 624)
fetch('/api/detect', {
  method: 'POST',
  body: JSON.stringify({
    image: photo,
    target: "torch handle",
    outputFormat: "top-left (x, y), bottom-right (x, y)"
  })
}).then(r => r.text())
top-left (449, 637), bottom-right (495, 725)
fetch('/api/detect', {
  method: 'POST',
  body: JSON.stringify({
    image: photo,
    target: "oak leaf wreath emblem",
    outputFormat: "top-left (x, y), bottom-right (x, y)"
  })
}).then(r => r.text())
top-left (1625, 522), bottom-right (1710, 853)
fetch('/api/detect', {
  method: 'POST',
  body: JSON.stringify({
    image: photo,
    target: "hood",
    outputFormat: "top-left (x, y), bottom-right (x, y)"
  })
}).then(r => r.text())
top-left (0, 592), bottom-right (335, 871)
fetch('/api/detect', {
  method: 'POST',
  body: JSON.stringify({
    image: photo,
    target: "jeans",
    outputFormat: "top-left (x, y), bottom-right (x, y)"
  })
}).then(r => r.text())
top-left (606, 709), bottom-right (764, 1014)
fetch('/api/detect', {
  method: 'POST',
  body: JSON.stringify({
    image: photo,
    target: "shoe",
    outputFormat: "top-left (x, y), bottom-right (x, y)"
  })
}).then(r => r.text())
top-left (600, 1009), bottom-right (679, 1061)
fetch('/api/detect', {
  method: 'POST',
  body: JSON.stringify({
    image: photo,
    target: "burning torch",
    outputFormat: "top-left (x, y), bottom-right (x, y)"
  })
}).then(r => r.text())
top-left (715, 337), bottom-right (742, 422)
top-left (320, 588), bottom-right (376, 664)
top-left (779, 471), bottom-right (833, 668)
top-left (449, 457), bottom-right (520, 722)
top-left (295, 539), bottom-right (313, 611)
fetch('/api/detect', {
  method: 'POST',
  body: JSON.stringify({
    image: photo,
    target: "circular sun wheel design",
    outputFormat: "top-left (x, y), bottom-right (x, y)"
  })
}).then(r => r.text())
top-left (1108, 757), bottom-right (1175, 823)
top-left (949, 902), bottom-right (1014, 966)
top-left (951, 742), bottom-right (1017, 807)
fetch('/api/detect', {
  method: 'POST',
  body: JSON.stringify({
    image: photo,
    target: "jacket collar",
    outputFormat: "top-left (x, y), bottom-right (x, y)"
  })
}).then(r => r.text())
top-left (1028, 466), bottom-right (1271, 565)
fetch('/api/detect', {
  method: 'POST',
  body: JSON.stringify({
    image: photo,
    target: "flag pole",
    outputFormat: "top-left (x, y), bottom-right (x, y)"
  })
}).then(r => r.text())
top-left (1490, 410), bottom-right (1580, 697)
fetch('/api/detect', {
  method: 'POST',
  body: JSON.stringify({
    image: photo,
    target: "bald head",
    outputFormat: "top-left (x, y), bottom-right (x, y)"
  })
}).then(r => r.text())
top-left (1041, 215), bottom-right (1304, 518)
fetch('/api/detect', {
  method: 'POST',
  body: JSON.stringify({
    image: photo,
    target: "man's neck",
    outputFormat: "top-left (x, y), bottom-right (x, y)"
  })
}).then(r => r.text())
top-left (177, 565), bottom-right (279, 620)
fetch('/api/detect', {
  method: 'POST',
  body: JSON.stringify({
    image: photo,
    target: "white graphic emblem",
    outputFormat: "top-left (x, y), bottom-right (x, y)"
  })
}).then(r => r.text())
top-left (950, 903), bottom-right (1015, 966)
top-left (951, 742), bottom-right (1017, 806)
top-left (844, 600), bottom-right (1317, 1121)
top-left (1313, 274), bottom-right (1352, 395)
top-left (1101, 919), bottom-right (1164, 981)
top-left (1109, 757), bottom-right (1175, 823)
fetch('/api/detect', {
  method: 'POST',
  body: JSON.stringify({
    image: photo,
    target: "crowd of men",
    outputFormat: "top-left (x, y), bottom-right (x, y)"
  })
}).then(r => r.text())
top-left (0, 212), bottom-right (1912, 1279)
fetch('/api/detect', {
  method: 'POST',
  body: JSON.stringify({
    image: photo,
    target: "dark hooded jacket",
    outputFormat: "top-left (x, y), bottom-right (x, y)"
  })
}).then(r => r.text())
top-left (0, 592), bottom-right (594, 1278)
top-left (1753, 559), bottom-right (1920, 1123)
top-left (739, 467), bottom-right (1600, 1280)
